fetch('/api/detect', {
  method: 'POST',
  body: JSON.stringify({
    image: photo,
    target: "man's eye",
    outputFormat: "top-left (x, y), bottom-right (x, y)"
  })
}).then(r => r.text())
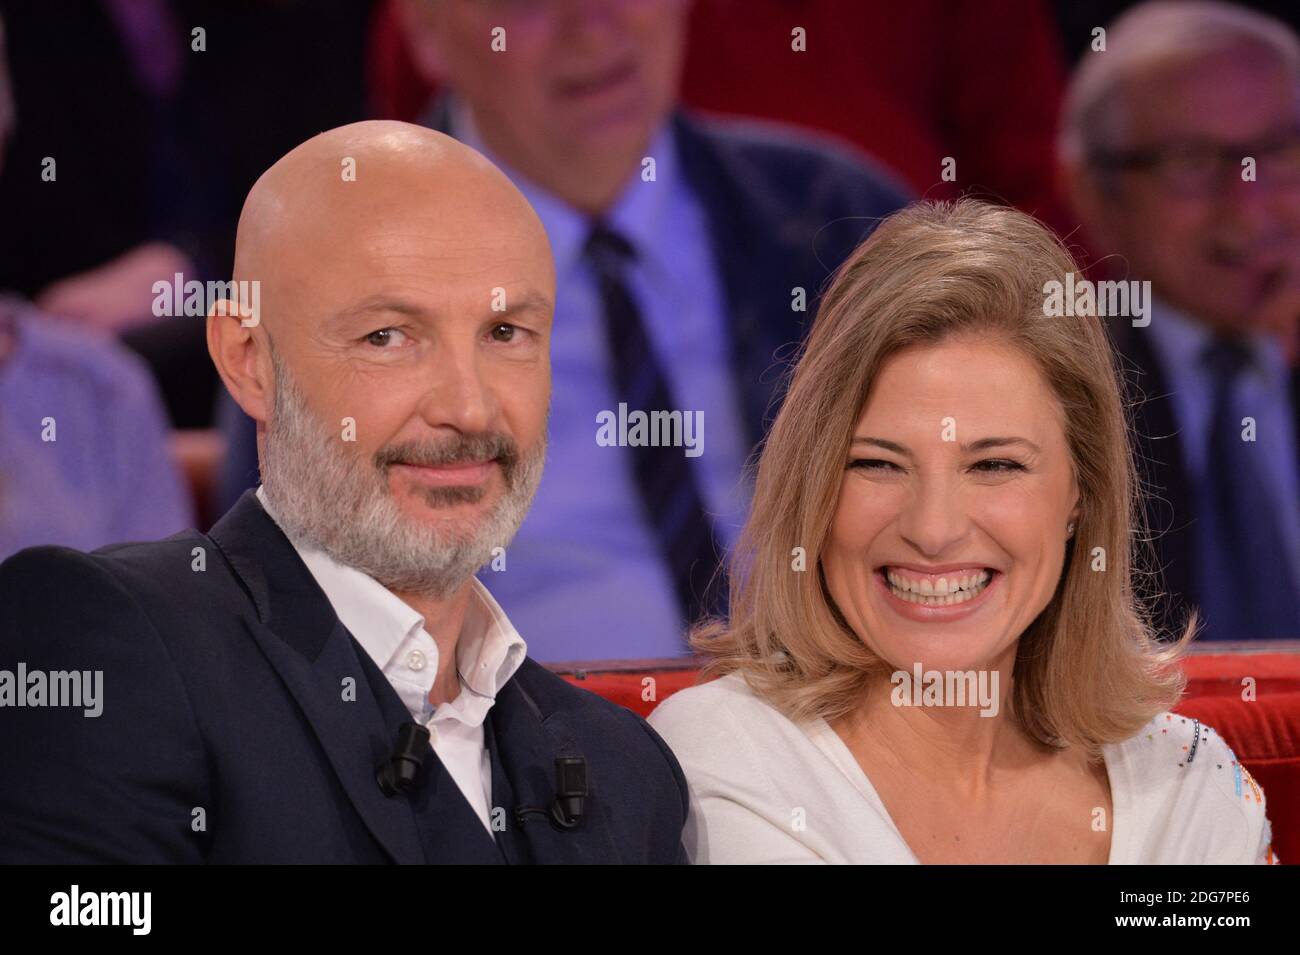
top-left (364, 328), bottom-right (407, 348)
top-left (490, 323), bottom-right (519, 343)
top-left (1161, 148), bottom-right (1219, 174)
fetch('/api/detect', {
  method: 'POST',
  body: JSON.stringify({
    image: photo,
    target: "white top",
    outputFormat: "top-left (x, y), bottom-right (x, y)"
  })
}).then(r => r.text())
top-left (647, 671), bottom-right (1281, 864)
top-left (255, 487), bottom-right (527, 834)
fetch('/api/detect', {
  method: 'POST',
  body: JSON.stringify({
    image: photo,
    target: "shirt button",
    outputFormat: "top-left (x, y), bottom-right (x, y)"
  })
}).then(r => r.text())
top-left (406, 650), bottom-right (427, 672)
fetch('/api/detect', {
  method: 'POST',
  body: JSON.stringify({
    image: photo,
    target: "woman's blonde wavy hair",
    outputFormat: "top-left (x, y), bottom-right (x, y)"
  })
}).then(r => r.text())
top-left (692, 199), bottom-right (1197, 756)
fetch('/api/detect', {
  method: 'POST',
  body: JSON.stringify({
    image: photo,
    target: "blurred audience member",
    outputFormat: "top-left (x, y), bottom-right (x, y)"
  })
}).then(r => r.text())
top-left (0, 0), bottom-right (195, 332)
top-left (368, 0), bottom-right (1071, 232)
top-left (1060, 1), bottom-right (1300, 640)
top-left (0, 17), bottom-right (192, 559)
top-left (0, 0), bottom-right (373, 426)
top-left (0, 298), bottom-right (193, 559)
top-left (1055, 0), bottom-right (1300, 65)
top-left (223, 0), bottom-right (910, 662)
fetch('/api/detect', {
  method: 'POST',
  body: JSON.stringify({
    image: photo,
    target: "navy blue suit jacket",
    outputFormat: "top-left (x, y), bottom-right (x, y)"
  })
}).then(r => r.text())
top-left (0, 492), bottom-right (689, 863)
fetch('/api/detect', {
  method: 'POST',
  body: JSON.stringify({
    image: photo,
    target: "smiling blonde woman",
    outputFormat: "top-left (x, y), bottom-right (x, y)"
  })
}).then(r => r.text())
top-left (647, 199), bottom-right (1280, 865)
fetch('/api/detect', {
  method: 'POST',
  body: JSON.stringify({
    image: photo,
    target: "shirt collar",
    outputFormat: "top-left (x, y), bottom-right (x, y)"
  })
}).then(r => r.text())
top-left (446, 94), bottom-right (680, 281)
top-left (253, 486), bottom-right (527, 724)
top-left (1147, 297), bottom-right (1288, 386)
top-left (454, 572), bottom-right (529, 709)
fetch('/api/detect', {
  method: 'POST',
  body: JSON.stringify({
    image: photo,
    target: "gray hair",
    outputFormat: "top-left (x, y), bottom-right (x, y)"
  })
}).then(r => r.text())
top-left (1059, 0), bottom-right (1300, 166)
top-left (259, 335), bottom-right (547, 599)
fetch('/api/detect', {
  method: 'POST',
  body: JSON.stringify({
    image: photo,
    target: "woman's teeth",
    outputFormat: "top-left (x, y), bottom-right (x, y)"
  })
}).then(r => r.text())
top-left (884, 568), bottom-right (992, 605)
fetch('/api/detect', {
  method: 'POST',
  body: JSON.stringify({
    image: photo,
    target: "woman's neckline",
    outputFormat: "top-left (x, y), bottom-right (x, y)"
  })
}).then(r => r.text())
top-left (805, 715), bottom-right (1128, 865)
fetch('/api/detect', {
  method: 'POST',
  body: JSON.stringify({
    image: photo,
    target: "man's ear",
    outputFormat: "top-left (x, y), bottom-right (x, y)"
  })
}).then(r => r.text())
top-left (395, 0), bottom-right (447, 84)
top-left (207, 298), bottom-right (271, 424)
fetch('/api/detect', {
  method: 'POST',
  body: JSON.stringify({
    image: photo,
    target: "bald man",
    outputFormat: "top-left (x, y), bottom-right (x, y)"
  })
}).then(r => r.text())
top-left (0, 121), bottom-right (689, 864)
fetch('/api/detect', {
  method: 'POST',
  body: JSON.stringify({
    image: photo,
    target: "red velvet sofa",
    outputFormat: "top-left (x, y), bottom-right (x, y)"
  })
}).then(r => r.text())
top-left (551, 644), bottom-right (1300, 863)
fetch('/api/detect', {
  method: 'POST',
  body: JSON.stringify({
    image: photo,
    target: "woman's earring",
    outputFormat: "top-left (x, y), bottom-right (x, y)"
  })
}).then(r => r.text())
top-left (1066, 522), bottom-right (1076, 537)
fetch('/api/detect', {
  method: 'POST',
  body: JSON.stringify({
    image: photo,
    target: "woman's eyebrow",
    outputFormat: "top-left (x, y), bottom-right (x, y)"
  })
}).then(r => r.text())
top-left (962, 436), bottom-right (1042, 454)
top-left (851, 436), bottom-right (910, 455)
top-left (850, 436), bottom-right (1041, 454)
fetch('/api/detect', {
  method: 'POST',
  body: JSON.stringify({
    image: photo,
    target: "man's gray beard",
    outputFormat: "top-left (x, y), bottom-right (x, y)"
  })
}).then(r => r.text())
top-left (259, 352), bottom-right (546, 598)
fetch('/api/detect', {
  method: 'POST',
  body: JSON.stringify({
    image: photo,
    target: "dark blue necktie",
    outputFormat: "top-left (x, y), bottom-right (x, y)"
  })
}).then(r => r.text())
top-left (584, 223), bottom-right (723, 628)
top-left (1196, 336), bottom-right (1300, 639)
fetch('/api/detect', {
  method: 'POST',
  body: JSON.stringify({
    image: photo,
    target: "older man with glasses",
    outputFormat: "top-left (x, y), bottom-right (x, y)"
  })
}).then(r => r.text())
top-left (1060, 0), bottom-right (1300, 643)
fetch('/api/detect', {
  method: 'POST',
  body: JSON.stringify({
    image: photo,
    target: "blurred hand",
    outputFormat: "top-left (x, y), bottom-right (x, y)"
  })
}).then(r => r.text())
top-left (35, 242), bottom-right (193, 332)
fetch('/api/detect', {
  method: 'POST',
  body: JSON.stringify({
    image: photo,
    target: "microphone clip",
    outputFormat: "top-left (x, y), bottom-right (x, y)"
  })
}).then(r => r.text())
top-left (376, 721), bottom-right (431, 797)
top-left (514, 756), bottom-right (588, 832)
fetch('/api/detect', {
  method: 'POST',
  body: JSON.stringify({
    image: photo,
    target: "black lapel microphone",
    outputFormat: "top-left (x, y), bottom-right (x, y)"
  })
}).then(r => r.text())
top-left (376, 722), bottom-right (431, 797)
top-left (514, 756), bottom-right (588, 831)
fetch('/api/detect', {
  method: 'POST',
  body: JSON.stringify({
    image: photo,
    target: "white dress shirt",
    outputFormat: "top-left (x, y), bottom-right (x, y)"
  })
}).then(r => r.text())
top-left (648, 672), bottom-right (1280, 864)
top-left (255, 486), bottom-right (527, 835)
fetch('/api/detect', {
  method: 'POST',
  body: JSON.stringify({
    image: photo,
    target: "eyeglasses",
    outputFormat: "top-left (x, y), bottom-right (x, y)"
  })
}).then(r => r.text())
top-left (1090, 131), bottom-right (1300, 196)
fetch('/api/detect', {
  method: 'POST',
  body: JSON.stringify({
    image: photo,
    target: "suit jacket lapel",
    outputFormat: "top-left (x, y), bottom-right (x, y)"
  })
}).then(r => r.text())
top-left (488, 671), bottom-right (617, 864)
top-left (207, 491), bottom-right (424, 864)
